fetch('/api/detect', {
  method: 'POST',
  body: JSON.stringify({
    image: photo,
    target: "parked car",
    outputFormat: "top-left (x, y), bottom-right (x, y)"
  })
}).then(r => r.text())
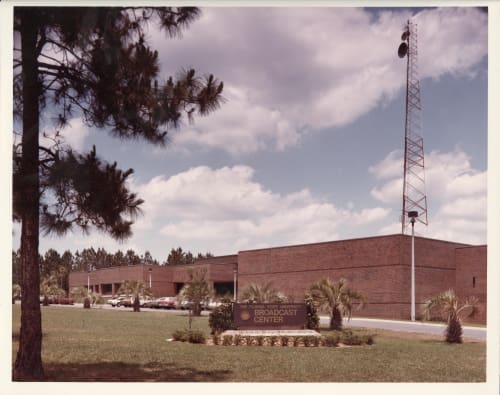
top-left (120, 297), bottom-right (150, 307)
top-left (107, 296), bottom-right (127, 307)
top-left (118, 297), bottom-right (134, 307)
top-left (156, 296), bottom-right (177, 309)
top-left (142, 298), bottom-right (157, 308)
top-left (203, 299), bottom-right (221, 310)
top-left (177, 299), bottom-right (195, 310)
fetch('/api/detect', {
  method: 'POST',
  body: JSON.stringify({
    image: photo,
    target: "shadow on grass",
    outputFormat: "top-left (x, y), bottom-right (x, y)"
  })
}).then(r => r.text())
top-left (42, 361), bottom-right (233, 382)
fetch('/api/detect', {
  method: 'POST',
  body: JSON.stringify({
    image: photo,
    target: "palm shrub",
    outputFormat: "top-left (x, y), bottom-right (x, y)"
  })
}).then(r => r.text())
top-left (178, 268), bottom-right (214, 316)
top-left (83, 297), bottom-right (91, 309)
top-left (307, 277), bottom-right (366, 330)
top-left (422, 289), bottom-right (479, 344)
top-left (40, 272), bottom-right (66, 306)
top-left (117, 280), bottom-right (153, 312)
top-left (240, 282), bottom-right (286, 303)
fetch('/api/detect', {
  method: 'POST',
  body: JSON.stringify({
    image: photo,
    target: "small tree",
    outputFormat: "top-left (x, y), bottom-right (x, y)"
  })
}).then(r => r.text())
top-left (422, 289), bottom-right (479, 344)
top-left (178, 268), bottom-right (213, 316)
top-left (69, 286), bottom-right (101, 307)
top-left (240, 282), bottom-right (286, 303)
top-left (40, 273), bottom-right (66, 305)
top-left (117, 280), bottom-right (152, 312)
top-left (208, 296), bottom-right (235, 334)
top-left (307, 277), bottom-right (366, 330)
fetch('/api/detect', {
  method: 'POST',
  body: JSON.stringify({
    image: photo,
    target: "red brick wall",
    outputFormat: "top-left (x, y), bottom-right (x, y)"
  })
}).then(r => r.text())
top-left (67, 237), bottom-right (487, 324)
top-left (455, 246), bottom-right (487, 324)
top-left (237, 235), bottom-right (471, 321)
top-left (171, 255), bottom-right (237, 284)
top-left (69, 265), bottom-right (174, 297)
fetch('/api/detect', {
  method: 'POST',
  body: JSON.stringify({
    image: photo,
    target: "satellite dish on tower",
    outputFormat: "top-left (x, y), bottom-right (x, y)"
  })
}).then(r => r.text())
top-left (401, 31), bottom-right (410, 41)
top-left (398, 42), bottom-right (408, 58)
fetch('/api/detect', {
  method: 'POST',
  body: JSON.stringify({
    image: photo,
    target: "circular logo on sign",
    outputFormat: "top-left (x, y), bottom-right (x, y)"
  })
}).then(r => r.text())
top-left (240, 311), bottom-right (251, 321)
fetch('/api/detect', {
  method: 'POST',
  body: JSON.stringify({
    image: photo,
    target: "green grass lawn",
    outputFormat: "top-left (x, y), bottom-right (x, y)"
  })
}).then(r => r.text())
top-left (11, 304), bottom-right (486, 382)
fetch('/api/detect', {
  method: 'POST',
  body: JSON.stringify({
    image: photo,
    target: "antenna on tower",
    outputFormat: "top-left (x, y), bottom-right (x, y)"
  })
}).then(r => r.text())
top-left (398, 20), bottom-right (428, 234)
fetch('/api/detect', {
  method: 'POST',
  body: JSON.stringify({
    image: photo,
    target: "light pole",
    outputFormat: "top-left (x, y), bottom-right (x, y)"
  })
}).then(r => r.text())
top-left (408, 210), bottom-right (418, 321)
top-left (233, 265), bottom-right (237, 303)
top-left (87, 269), bottom-right (91, 297)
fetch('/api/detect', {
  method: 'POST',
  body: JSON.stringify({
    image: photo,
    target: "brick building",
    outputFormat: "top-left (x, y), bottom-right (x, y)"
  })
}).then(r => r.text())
top-left (68, 234), bottom-right (487, 323)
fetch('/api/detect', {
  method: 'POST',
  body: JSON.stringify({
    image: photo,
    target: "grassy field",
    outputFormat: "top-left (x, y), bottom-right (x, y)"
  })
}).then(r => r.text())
top-left (11, 304), bottom-right (486, 382)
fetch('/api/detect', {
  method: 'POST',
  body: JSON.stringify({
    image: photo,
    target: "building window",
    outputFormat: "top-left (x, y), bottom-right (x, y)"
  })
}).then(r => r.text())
top-left (472, 276), bottom-right (476, 288)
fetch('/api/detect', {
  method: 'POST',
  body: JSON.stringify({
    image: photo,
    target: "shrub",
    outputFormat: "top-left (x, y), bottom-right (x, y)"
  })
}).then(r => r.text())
top-left (208, 302), bottom-right (235, 335)
top-left (212, 334), bottom-right (220, 345)
top-left (305, 296), bottom-right (320, 330)
top-left (244, 336), bottom-right (253, 346)
top-left (323, 333), bottom-right (340, 347)
top-left (172, 329), bottom-right (189, 342)
top-left (257, 336), bottom-right (265, 346)
top-left (303, 336), bottom-right (317, 347)
top-left (188, 330), bottom-right (206, 344)
top-left (233, 334), bottom-right (242, 346)
top-left (280, 336), bottom-right (289, 347)
top-left (361, 334), bottom-right (375, 345)
top-left (172, 329), bottom-right (206, 344)
top-left (341, 329), bottom-right (363, 345)
top-left (293, 336), bottom-right (301, 347)
top-left (222, 335), bottom-right (233, 346)
top-left (270, 336), bottom-right (279, 346)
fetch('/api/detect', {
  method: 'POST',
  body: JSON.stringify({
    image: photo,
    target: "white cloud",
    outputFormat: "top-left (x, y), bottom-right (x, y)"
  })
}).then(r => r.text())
top-left (41, 117), bottom-right (90, 152)
top-left (172, 86), bottom-right (299, 154)
top-left (369, 148), bottom-right (486, 244)
top-left (130, 165), bottom-right (389, 255)
top-left (154, 7), bottom-right (487, 154)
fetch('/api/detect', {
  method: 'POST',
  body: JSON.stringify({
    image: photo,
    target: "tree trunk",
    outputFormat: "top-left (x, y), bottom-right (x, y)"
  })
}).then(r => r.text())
top-left (446, 315), bottom-right (463, 344)
top-left (14, 9), bottom-right (44, 381)
top-left (193, 302), bottom-right (202, 316)
top-left (330, 306), bottom-right (343, 331)
top-left (133, 296), bottom-right (140, 312)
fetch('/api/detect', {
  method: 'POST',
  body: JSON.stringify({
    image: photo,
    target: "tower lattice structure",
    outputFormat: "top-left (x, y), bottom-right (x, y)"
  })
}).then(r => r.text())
top-left (399, 20), bottom-right (428, 234)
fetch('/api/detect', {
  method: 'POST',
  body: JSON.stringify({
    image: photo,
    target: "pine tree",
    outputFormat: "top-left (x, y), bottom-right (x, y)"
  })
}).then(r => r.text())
top-left (13, 6), bottom-right (223, 380)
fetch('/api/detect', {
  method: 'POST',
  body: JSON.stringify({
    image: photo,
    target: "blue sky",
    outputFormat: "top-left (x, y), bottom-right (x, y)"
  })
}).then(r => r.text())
top-left (11, 6), bottom-right (488, 262)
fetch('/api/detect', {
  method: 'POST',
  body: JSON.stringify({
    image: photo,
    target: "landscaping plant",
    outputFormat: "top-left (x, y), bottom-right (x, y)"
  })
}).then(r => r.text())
top-left (208, 298), bottom-right (235, 334)
top-left (307, 277), bottom-right (366, 330)
top-left (422, 289), bottom-right (479, 344)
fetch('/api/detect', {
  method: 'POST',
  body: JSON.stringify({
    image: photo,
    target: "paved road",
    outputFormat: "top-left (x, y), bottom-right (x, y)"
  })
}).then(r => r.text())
top-left (320, 316), bottom-right (486, 340)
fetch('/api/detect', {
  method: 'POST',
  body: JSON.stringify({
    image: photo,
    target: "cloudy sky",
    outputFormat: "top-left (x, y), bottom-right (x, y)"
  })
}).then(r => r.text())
top-left (12, 6), bottom-right (488, 262)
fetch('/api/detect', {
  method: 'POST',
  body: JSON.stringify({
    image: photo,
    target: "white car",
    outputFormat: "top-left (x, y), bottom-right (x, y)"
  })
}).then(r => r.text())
top-left (203, 299), bottom-right (222, 310)
top-left (107, 296), bottom-right (126, 307)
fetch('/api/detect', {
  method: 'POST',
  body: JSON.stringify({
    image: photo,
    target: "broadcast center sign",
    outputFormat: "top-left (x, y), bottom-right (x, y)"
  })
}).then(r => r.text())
top-left (234, 303), bottom-right (307, 329)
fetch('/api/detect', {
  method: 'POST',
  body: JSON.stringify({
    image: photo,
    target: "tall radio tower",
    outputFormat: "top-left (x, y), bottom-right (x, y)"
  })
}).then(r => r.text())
top-left (398, 20), bottom-right (428, 234)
